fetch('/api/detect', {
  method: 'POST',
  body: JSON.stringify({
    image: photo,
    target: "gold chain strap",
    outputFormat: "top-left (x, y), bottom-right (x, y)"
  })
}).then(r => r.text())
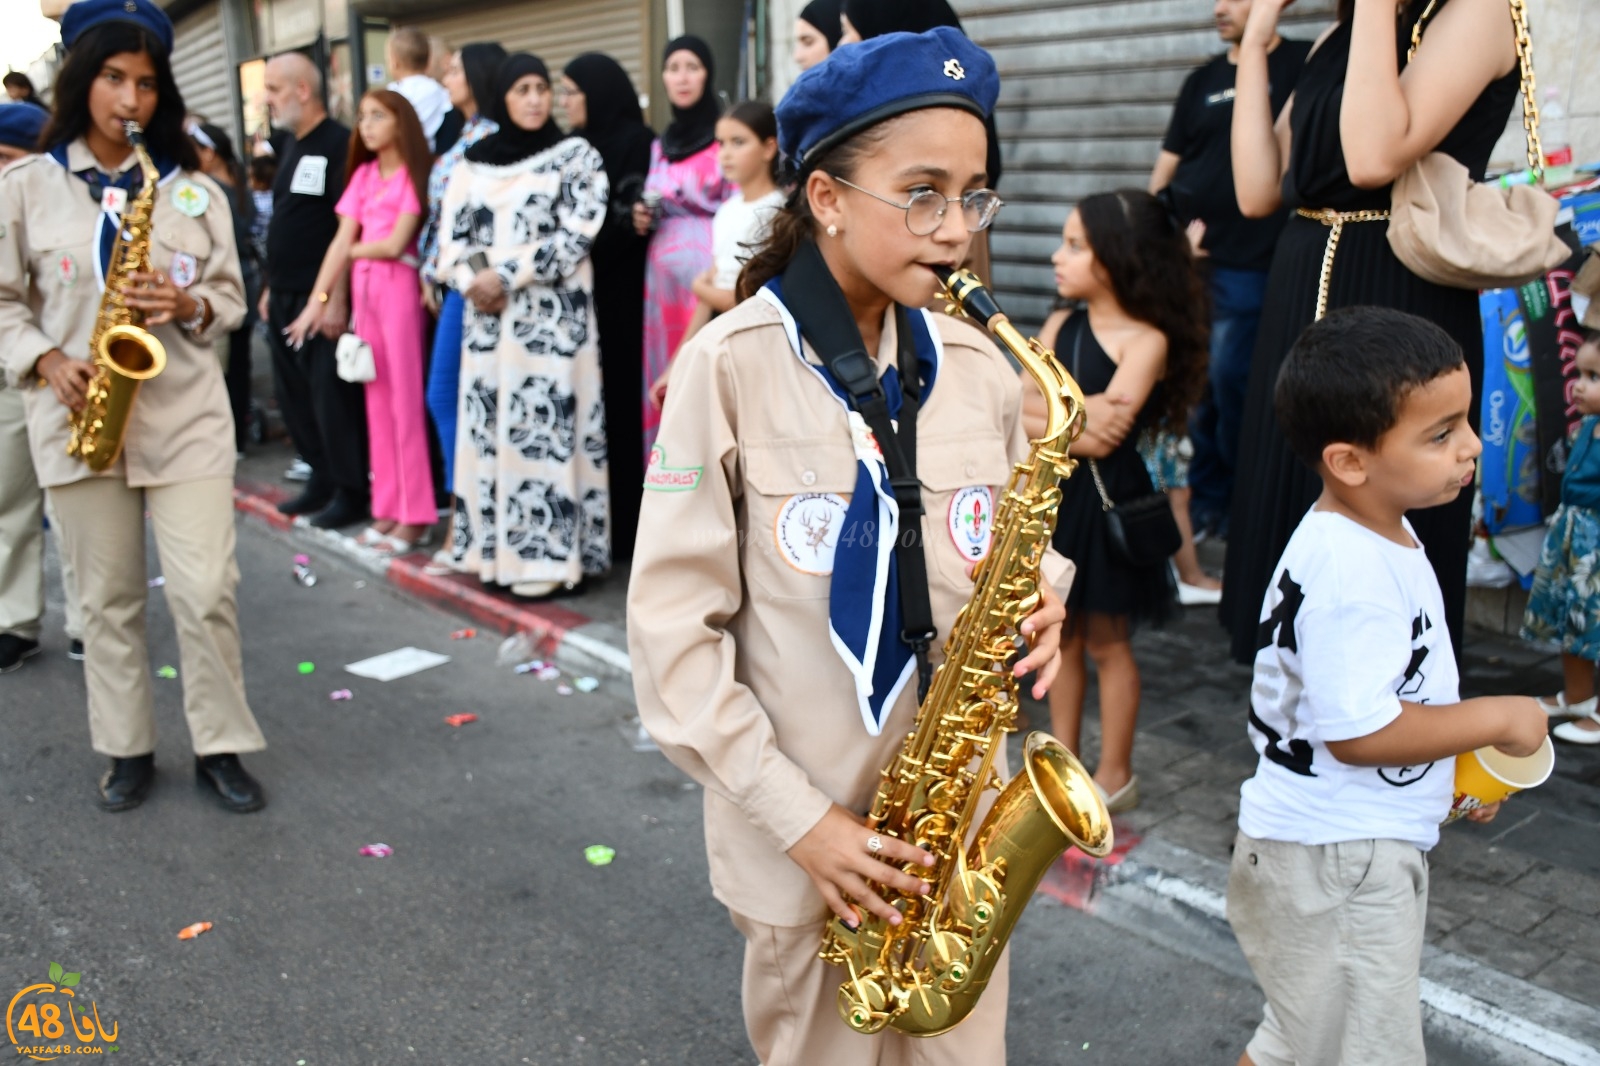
top-left (1297, 208), bottom-right (1392, 321)
top-left (1088, 458), bottom-right (1114, 511)
top-left (1409, 0), bottom-right (1543, 175)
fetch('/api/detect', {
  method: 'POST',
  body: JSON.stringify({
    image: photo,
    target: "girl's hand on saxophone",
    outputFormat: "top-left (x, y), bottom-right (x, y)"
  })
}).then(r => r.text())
top-left (788, 804), bottom-right (936, 928)
top-left (1015, 578), bottom-right (1066, 700)
top-left (35, 349), bottom-right (95, 411)
top-left (121, 270), bottom-right (195, 327)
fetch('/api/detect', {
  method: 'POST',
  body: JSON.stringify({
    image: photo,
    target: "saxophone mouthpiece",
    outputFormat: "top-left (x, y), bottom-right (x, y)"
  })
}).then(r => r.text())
top-left (940, 268), bottom-right (1005, 330)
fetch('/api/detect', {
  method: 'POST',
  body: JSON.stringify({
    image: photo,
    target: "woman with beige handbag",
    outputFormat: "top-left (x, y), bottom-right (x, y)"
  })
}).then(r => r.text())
top-left (1220, 0), bottom-right (1556, 667)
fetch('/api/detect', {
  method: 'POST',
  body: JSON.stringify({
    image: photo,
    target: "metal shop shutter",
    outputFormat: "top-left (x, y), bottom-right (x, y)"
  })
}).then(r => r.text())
top-left (407, 0), bottom-right (648, 106)
top-left (959, 0), bottom-right (1336, 329)
top-left (171, 1), bottom-right (238, 144)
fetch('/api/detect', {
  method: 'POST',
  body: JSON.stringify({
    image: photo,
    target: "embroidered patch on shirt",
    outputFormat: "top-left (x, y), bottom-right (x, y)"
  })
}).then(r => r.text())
top-left (948, 485), bottom-right (994, 562)
top-left (169, 251), bottom-right (198, 288)
top-left (775, 493), bottom-right (849, 575)
top-left (57, 253), bottom-right (77, 288)
top-left (170, 179), bottom-right (209, 217)
top-left (290, 155), bottom-right (328, 196)
top-left (643, 445), bottom-right (703, 492)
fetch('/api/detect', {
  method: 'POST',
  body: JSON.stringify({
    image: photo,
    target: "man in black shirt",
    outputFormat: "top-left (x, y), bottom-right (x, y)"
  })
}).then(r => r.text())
top-left (1151, 0), bottom-right (1311, 541)
top-left (259, 52), bottom-right (368, 528)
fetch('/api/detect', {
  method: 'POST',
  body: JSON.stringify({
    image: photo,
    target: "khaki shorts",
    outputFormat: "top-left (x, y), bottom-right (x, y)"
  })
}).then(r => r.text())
top-left (1226, 832), bottom-right (1429, 1066)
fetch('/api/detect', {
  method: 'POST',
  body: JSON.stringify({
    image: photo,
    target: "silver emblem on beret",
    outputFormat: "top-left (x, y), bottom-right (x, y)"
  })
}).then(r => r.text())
top-left (124, 1), bottom-right (137, 11)
top-left (943, 59), bottom-right (966, 80)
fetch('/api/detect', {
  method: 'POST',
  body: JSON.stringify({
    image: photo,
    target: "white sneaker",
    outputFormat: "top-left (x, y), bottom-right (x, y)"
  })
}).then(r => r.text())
top-left (283, 457), bottom-right (312, 482)
top-left (1536, 693), bottom-right (1597, 719)
top-left (1172, 563), bottom-right (1223, 606)
top-left (1552, 711), bottom-right (1600, 744)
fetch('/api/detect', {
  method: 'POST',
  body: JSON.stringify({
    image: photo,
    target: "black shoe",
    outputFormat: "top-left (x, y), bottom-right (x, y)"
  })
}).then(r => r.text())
top-left (99, 754), bottom-right (155, 811)
top-left (308, 495), bottom-right (369, 529)
top-left (278, 485), bottom-right (333, 516)
top-left (68, 639), bottom-right (85, 661)
top-left (195, 754), bottom-right (266, 813)
top-left (0, 634), bottom-right (41, 673)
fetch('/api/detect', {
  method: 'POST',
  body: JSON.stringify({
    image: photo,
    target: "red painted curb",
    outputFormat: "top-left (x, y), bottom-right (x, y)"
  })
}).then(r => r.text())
top-left (233, 479), bottom-right (593, 653)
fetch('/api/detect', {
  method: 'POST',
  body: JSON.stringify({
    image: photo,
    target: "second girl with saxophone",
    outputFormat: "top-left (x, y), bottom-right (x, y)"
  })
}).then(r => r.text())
top-left (628, 28), bottom-right (1071, 1066)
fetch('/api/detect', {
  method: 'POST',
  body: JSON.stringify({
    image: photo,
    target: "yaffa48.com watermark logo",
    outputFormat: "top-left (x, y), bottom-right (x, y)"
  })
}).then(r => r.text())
top-left (6, 962), bottom-right (120, 1059)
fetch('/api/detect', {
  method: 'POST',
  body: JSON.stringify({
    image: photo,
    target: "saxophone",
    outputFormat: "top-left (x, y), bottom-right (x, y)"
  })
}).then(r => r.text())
top-left (67, 121), bottom-right (167, 472)
top-left (818, 267), bottom-right (1113, 1037)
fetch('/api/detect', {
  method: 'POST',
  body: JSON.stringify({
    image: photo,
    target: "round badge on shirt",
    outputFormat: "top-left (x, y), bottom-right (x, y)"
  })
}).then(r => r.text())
top-left (948, 485), bottom-right (994, 562)
top-left (775, 492), bottom-right (850, 575)
top-left (170, 179), bottom-right (209, 217)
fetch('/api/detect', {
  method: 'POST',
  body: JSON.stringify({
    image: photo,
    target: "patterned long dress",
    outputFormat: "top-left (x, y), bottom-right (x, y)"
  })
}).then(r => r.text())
top-left (640, 140), bottom-right (733, 452)
top-left (435, 137), bottom-right (612, 587)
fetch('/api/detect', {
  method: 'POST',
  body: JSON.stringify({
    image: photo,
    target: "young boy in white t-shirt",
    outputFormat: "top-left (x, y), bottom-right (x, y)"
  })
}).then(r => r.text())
top-left (1228, 307), bottom-right (1550, 1066)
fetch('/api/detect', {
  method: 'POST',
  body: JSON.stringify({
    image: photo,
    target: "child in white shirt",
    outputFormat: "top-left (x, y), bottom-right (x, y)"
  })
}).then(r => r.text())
top-left (1227, 307), bottom-right (1549, 1066)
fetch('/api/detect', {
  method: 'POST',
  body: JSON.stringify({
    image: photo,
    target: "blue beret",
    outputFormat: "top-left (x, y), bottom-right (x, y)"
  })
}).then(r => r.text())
top-left (0, 102), bottom-right (48, 150)
top-left (777, 26), bottom-right (998, 172)
top-left (61, 0), bottom-right (174, 55)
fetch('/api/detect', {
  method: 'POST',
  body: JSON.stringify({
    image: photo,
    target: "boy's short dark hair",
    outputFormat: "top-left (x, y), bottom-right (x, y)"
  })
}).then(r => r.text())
top-left (248, 155), bottom-right (277, 186)
top-left (1275, 306), bottom-right (1465, 469)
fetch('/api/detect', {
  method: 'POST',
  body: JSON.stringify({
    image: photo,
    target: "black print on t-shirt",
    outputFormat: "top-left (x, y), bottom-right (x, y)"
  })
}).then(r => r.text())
top-left (1378, 609), bottom-right (1436, 786)
top-left (1256, 571), bottom-right (1305, 655)
top-left (1249, 707), bottom-right (1317, 777)
top-left (1398, 610), bottom-right (1432, 697)
top-left (1251, 570), bottom-right (1315, 775)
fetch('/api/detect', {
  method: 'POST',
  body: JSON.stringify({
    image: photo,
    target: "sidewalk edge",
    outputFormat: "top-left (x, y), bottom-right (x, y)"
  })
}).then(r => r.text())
top-left (233, 482), bottom-right (608, 676)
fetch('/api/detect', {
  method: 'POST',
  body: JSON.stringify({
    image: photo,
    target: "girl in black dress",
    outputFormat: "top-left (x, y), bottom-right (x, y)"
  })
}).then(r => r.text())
top-left (1222, 0), bottom-right (1521, 664)
top-left (1028, 191), bottom-right (1208, 813)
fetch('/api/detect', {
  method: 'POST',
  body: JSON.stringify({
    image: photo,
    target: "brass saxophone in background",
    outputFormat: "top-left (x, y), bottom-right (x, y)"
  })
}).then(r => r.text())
top-left (818, 267), bottom-right (1113, 1037)
top-left (67, 120), bottom-right (167, 472)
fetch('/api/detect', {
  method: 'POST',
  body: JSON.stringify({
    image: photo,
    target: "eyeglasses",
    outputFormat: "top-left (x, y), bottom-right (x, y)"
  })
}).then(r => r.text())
top-left (829, 175), bottom-right (1004, 236)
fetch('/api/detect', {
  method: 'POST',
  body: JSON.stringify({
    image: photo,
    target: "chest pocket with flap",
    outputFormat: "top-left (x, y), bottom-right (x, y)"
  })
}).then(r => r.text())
top-left (743, 437), bottom-right (860, 601)
top-left (152, 216), bottom-right (214, 280)
top-left (918, 433), bottom-right (1015, 587)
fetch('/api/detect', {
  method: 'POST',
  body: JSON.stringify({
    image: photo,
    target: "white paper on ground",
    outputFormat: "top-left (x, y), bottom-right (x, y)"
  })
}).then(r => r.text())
top-left (344, 647), bottom-right (451, 681)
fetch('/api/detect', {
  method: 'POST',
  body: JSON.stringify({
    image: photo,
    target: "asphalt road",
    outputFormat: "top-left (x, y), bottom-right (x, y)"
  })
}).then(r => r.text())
top-left (0, 518), bottom-right (1553, 1064)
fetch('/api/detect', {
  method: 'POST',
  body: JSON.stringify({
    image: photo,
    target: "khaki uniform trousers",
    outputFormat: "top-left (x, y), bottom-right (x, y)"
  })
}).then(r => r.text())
top-left (0, 386), bottom-right (81, 643)
top-left (730, 911), bottom-right (1008, 1066)
top-left (50, 476), bottom-right (265, 758)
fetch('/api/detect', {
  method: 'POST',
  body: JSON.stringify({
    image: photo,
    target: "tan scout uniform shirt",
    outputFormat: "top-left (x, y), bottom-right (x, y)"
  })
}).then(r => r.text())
top-left (628, 295), bottom-right (1073, 928)
top-left (0, 141), bottom-right (245, 488)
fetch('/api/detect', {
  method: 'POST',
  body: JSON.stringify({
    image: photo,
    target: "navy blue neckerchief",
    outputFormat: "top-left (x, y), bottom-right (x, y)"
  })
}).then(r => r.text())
top-left (757, 240), bottom-right (942, 734)
top-left (47, 142), bottom-right (179, 288)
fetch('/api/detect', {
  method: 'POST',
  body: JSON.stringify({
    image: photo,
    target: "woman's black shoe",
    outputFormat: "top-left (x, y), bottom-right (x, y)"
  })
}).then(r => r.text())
top-left (99, 754), bottom-right (155, 811)
top-left (195, 754), bottom-right (267, 813)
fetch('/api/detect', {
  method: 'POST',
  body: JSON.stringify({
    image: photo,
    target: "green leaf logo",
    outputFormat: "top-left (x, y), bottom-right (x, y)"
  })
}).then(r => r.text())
top-left (62, 972), bottom-right (80, 987)
top-left (48, 962), bottom-right (63, 983)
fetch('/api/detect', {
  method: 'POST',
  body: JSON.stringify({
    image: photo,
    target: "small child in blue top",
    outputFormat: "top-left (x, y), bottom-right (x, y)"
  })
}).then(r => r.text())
top-left (1522, 330), bottom-right (1600, 743)
top-left (1228, 307), bottom-right (1547, 1066)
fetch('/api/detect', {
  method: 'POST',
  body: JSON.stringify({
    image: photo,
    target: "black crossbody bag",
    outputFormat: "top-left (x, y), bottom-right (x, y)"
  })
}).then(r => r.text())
top-left (1070, 321), bottom-right (1181, 569)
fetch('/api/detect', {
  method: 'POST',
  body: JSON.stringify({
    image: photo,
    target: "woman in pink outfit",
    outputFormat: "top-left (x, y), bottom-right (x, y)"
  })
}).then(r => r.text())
top-left (632, 36), bottom-right (733, 454)
top-left (288, 89), bottom-right (436, 553)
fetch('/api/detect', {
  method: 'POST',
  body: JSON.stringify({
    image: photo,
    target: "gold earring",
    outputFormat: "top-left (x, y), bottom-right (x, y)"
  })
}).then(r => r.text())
top-left (826, 224), bottom-right (838, 237)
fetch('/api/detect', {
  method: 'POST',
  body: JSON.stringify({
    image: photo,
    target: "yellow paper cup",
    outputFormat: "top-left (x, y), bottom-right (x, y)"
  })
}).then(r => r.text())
top-left (1446, 736), bottom-right (1554, 823)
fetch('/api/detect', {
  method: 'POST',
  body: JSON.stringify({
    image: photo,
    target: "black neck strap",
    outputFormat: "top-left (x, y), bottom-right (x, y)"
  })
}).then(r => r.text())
top-left (779, 241), bottom-right (937, 700)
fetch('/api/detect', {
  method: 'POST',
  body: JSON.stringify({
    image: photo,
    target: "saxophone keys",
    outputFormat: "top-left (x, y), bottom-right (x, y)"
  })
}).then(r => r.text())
top-left (837, 973), bottom-right (891, 1034)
